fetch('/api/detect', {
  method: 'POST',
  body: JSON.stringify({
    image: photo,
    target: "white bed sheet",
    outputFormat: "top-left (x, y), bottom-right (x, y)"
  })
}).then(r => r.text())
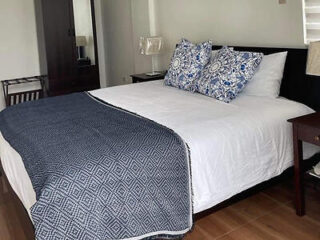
top-left (1, 80), bottom-right (319, 218)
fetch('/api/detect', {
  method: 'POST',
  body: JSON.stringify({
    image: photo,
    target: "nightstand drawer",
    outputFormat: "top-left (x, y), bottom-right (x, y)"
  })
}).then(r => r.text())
top-left (298, 125), bottom-right (320, 146)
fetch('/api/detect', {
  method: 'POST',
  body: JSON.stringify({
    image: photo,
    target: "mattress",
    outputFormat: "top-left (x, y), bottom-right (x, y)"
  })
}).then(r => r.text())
top-left (0, 80), bottom-right (319, 219)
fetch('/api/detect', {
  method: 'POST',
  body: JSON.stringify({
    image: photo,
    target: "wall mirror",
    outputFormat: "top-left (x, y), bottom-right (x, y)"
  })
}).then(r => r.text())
top-left (73, 0), bottom-right (97, 67)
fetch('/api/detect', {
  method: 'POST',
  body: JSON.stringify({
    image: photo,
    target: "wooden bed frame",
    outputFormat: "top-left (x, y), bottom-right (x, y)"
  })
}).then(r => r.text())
top-left (1, 45), bottom-right (320, 238)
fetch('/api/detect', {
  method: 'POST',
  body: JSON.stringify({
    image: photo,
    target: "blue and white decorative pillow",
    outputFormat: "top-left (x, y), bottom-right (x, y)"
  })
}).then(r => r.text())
top-left (164, 39), bottom-right (212, 91)
top-left (196, 47), bottom-right (263, 103)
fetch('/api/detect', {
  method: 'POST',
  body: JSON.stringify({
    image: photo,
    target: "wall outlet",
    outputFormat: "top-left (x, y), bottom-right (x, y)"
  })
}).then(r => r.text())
top-left (279, 0), bottom-right (286, 4)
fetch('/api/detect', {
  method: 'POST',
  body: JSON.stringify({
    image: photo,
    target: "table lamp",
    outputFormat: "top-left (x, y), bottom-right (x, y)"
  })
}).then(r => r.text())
top-left (76, 36), bottom-right (88, 60)
top-left (139, 36), bottom-right (164, 76)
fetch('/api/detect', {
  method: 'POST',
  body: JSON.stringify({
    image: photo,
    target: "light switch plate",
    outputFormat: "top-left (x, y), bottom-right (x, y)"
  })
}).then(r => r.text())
top-left (279, 0), bottom-right (286, 4)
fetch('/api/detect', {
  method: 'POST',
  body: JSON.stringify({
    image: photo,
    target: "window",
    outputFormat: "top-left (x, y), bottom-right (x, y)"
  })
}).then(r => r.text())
top-left (303, 0), bottom-right (320, 44)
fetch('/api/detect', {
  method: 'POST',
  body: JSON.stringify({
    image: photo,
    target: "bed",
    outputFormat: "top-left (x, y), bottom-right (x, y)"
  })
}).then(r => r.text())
top-left (1, 79), bottom-right (320, 214)
top-left (0, 46), bottom-right (320, 239)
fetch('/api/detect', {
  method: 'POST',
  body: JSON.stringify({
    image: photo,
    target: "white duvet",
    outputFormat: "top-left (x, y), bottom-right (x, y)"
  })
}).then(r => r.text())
top-left (0, 80), bottom-right (319, 218)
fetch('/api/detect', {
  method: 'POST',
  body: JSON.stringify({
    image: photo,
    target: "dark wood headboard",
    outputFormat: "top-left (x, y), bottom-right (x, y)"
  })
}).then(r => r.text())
top-left (212, 46), bottom-right (320, 111)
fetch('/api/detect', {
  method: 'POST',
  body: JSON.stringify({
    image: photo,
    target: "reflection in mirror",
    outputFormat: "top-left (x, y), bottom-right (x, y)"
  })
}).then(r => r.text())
top-left (73, 0), bottom-right (95, 66)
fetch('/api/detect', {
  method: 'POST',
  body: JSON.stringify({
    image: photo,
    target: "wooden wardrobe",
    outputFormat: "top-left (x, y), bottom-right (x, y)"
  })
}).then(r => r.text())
top-left (40, 0), bottom-right (100, 96)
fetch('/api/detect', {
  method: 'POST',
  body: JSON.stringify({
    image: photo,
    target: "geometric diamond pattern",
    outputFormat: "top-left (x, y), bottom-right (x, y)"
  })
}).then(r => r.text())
top-left (0, 92), bottom-right (192, 240)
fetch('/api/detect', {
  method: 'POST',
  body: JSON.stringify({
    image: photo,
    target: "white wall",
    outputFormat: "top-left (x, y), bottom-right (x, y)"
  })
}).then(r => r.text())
top-left (99, 0), bottom-right (151, 87)
top-left (94, 0), bottom-right (108, 88)
top-left (131, 0), bottom-right (152, 74)
top-left (0, 0), bottom-right (41, 109)
top-left (0, 0), bottom-right (307, 105)
top-left (102, 0), bottom-right (135, 86)
top-left (153, 0), bottom-right (306, 69)
top-left (103, 0), bottom-right (306, 85)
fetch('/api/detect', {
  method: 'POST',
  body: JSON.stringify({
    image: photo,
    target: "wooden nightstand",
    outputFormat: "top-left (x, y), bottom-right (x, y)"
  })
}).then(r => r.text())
top-left (130, 72), bottom-right (166, 84)
top-left (288, 112), bottom-right (320, 216)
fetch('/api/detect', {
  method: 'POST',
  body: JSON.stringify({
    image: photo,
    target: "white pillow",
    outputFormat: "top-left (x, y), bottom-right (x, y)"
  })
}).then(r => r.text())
top-left (243, 51), bottom-right (288, 98)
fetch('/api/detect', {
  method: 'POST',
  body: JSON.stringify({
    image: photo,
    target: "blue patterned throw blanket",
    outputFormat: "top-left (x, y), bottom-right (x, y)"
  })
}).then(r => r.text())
top-left (0, 93), bottom-right (192, 240)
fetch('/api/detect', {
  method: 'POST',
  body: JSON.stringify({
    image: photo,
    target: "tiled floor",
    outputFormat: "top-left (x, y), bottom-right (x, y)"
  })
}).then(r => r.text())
top-left (0, 174), bottom-right (319, 240)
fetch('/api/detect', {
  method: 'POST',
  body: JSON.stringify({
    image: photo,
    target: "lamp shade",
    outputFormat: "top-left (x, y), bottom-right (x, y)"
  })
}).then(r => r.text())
top-left (139, 36), bottom-right (163, 55)
top-left (76, 36), bottom-right (87, 47)
top-left (306, 41), bottom-right (320, 76)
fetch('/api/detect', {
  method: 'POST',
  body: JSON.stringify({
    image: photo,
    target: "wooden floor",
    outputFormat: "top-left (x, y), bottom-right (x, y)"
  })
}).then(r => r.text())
top-left (186, 179), bottom-right (320, 240)
top-left (0, 174), bottom-right (35, 240)
top-left (0, 175), bottom-right (319, 240)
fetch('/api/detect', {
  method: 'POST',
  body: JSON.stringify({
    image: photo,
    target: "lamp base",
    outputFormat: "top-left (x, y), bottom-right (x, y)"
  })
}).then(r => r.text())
top-left (145, 71), bottom-right (162, 76)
